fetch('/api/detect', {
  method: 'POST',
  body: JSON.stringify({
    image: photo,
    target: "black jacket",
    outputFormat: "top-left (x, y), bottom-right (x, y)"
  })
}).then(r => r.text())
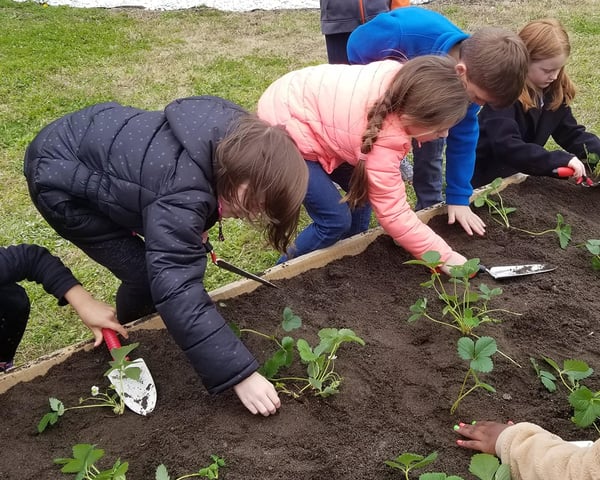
top-left (320, 0), bottom-right (389, 35)
top-left (473, 94), bottom-right (600, 188)
top-left (0, 244), bottom-right (79, 304)
top-left (23, 96), bottom-right (259, 394)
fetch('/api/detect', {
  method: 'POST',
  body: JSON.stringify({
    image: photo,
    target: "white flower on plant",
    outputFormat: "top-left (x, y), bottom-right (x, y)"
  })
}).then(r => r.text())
top-left (91, 385), bottom-right (100, 396)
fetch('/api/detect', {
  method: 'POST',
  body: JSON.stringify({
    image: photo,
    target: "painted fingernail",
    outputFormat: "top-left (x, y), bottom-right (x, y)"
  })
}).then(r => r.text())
top-left (471, 420), bottom-right (477, 425)
top-left (453, 424), bottom-right (460, 431)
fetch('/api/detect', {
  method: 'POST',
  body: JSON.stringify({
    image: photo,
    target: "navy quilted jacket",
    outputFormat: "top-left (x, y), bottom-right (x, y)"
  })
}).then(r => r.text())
top-left (23, 96), bottom-right (259, 394)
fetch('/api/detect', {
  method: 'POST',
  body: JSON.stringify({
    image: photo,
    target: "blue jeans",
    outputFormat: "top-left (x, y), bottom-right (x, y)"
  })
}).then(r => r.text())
top-left (279, 161), bottom-right (372, 262)
top-left (412, 138), bottom-right (445, 210)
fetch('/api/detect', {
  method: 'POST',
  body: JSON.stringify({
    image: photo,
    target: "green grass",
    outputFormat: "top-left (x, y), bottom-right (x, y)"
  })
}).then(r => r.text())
top-left (1, 0), bottom-right (599, 364)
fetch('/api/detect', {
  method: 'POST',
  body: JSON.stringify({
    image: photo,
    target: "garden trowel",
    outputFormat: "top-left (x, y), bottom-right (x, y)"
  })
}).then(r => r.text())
top-left (479, 263), bottom-right (556, 280)
top-left (205, 240), bottom-right (278, 288)
top-left (102, 328), bottom-right (157, 416)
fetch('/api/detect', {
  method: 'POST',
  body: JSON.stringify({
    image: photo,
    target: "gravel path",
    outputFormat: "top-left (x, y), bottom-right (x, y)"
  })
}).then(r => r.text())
top-left (19, 0), bottom-right (430, 12)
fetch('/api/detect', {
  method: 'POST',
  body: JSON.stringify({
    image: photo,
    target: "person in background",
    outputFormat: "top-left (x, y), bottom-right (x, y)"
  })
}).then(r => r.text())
top-left (319, 0), bottom-right (390, 65)
top-left (258, 55), bottom-right (469, 272)
top-left (0, 243), bottom-right (126, 373)
top-left (23, 97), bottom-right (308, 416)
top-left (455, 420), bottom-right (600, 480)
top-left (472, 18), bottom-right (598, 188)
top-left (346, 7), bottom-right (529, 235)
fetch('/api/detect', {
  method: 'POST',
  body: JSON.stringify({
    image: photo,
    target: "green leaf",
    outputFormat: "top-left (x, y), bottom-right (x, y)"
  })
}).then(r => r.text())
top-left (494, 464), bottom-right (512, 480)
top-left (457, 337), bottom-right (475, 361)
top-left (49, 397), bottom-right (64, 414)
top-left (155, 463), bottom-right (171, 480)
top-left (420, 475), bottom-right (464, 480)
top-left (474, 337), bottom-right (497, 358)
top-left (469, 453), bottom-right (500, 480)
top-left (282, 307), bottom-right (302, 331)
top-left (392, 451), bottom-right (439, 470)
top-left (297, 339), bottom-right (318, 362)
top-left (563, 359), bottom-right (593, 381)
top-left (569, 387), bottom-right (600, 427)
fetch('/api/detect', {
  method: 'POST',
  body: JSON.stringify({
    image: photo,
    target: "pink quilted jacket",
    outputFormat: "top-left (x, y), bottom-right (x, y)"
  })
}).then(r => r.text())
top-left (257, 60), bottom-right (453, 260)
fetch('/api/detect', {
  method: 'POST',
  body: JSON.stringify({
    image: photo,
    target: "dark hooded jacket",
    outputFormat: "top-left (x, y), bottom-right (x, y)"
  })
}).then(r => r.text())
top-left (473, 93), bottom-right (600, 188)
top-left (23, 96), bottom-right (259, 394)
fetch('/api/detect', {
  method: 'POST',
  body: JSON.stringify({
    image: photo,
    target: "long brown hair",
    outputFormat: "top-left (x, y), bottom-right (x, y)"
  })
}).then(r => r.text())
top-left (344, 55), bottom-right (469, 209)
top-left (518, 19), bottom-right (575, 112)
top-left (216, 114), bottom-right (308, 252)
top-left (460, 27), bottom-right (529, 108)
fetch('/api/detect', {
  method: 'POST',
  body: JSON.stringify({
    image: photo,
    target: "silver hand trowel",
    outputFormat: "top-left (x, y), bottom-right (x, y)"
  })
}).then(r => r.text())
top-left (102, 328), bottom-right (156, 416)
top-left (479, 263), bottom-right (556, 280)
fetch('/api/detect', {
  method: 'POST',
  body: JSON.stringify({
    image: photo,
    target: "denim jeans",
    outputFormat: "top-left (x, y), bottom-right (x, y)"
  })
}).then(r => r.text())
top-left (412, 138), bottom-right (445, 210)
top-left (279, 161), bottom-right (372, 262)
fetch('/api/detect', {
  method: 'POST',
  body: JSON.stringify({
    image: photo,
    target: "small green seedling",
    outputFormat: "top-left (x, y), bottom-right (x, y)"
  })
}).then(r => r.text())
top-left (384, 451), bottom-right (510, 480)
top-left (38, 344), bottom-right (141, 433)
top-left (405, 252), bottom-right (515, 337)
top-left (156, 455), bottom-right (226, 480)
top-left (473, 178), bottom-right (571, 249)
top-left (54, 443), bottom-right (128, 480)
top-left (385, 451), bottom-right (440, 480)
top-left (451, 337), bottom-right (497, 414)
top-left (531, 356), bottom-right (600, 433)
top-left (473, 178), bottom-right (516, 228)
top-left (510, 213), bottom-right (571, 250)
top-left (237, 307), bottom-right (364, 397)
top-left (468, 453), bottom-right (511, 480)
top-left (581, 239), bottom-right (600, 270)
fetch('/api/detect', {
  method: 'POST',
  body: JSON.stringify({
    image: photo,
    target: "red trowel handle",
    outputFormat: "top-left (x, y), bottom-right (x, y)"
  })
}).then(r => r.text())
top-left (553, 167), bottom-right (574, 178)
top-left (102, 328), bottom-right (128, 361)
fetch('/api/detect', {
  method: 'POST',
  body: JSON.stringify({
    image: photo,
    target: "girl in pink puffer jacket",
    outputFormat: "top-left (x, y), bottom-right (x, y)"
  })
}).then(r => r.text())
top-left (257, 55), bottom-right (469, 272)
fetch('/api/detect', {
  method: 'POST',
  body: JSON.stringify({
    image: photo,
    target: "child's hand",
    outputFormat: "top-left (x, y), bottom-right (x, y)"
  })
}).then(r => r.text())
top-left (447, 205), bottom-right (486, 236)
top-left (567, 157), bottom-right (586, 179)
top-left (233, 371), bottom-right (281, 416)
top-left (63, 285), bottom-right (127, 346)
top-left (454, 420), bottom-right (513, 454)
top-left (439, 251), bottom-right (467, 275)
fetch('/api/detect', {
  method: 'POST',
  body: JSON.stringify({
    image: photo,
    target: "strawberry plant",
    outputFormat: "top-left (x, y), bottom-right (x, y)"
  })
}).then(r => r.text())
top-left (54, 444), bottom-right (226, 480)
top-left (38, 344), bottom-right (141, 432)
top-left (384, 450), bottom-right (510, 480)
top-left (235, 307), bottom-right (364, 398)
top-left (473, 177), bottom-right (516, 228)
top-left (54, 443), bottom-right (128, 480)
top-left (405, 252), bottom-right (515, 337)
top-left (531, 356), bottom-right (600, 433)
top-left (452, 337), bottom-right (498, 414)
top-left (580, 239), bottom-right (600, 270)
top-left (473, 178), bottom-right (572, 249)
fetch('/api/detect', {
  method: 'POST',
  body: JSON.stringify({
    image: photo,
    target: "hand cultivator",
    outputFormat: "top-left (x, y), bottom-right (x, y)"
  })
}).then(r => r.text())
top-left (552, 167), bottom-right (600, 187)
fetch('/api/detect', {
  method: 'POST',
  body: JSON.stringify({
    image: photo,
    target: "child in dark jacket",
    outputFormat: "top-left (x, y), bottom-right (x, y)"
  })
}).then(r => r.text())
top-left (0, 244), bottom-right (126, 372)
top-left (472, 19), bottom-right (598, 188)
top-left (346, 7), bottom-right (529, 236)
top-left (319, 0), bottom-right (390, 64)
top-left (24, 96), bottom-right (308, 416)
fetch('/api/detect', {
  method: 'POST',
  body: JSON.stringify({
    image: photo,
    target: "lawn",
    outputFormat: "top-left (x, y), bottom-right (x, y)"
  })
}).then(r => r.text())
top-left (1, 0), bottom-right (599, 364)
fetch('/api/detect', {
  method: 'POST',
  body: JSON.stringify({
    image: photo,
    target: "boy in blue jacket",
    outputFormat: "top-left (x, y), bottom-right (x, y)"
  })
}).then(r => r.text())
top-left (347, 7), bottom-right (529, 236)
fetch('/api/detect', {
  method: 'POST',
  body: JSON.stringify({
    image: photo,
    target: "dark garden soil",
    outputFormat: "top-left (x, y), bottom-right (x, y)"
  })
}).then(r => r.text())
top-left (1, 175), bottom-right (600, 480)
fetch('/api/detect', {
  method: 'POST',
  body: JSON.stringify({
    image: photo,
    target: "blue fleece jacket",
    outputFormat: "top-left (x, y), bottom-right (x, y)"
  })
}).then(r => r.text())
top-left (347, 7), bottom-right (477, 206)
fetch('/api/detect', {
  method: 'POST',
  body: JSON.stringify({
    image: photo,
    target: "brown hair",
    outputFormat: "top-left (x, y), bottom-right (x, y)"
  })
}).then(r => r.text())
top-left (344, 55), bottom-right (469, 209)
top-left (215, 114), bottom-right (308, 252)
top-left (460, 27), bottom-right (529, 108)
top-left (518, 18), bottom-right (575, 112)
